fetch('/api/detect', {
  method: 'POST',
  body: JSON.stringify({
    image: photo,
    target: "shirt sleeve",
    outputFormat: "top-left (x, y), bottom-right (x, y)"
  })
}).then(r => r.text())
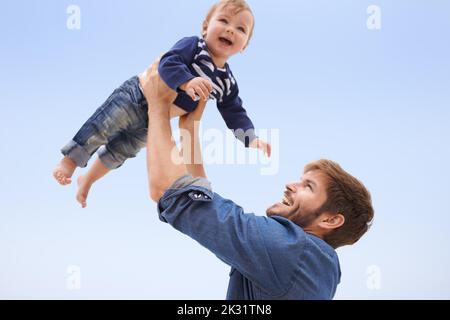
top-left (157, 175), bottom-right (305, 295)
top-left (158, 36), bottom-right (198, 91)
top-left (217, 85), bottom-right (257, 147)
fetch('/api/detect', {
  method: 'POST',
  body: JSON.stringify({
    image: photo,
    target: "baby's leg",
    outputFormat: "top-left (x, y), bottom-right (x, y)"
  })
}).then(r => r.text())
top-left (76, 158), bottom-right (110, 208)
top-left (76, 128), bottom-right (147, 208)
top-left (54, 77), bottom-right (143, 186)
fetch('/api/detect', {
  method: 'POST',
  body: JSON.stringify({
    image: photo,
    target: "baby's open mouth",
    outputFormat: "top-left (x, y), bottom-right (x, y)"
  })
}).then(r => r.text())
top-left (219, 37), bottom-right (233, 46)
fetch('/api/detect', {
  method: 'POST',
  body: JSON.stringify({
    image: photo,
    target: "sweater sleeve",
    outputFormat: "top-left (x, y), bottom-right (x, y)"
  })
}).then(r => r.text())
top-left (217, 86), bottom-right (257, 147)
top-left (157, 183), bottom-right (307, 296)
top-left (158, 36), bottom-right (198, 91)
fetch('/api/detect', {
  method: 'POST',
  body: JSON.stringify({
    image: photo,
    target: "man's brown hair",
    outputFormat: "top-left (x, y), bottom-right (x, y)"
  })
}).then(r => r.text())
top-left (304, 159), bottom-right (374, 249)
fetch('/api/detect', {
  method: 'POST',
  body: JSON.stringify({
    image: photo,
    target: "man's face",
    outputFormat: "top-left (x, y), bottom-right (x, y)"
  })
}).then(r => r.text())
top-left (266, 170), bottom-right (329, 228)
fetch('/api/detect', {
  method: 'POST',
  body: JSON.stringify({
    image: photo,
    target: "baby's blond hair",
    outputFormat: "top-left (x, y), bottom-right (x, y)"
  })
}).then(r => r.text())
top-left (203, 0), bottom-right (255, 43)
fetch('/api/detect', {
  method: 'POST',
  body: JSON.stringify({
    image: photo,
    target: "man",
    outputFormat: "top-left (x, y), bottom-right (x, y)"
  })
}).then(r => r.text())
top-left (141, 62), bottom-right (374, 300)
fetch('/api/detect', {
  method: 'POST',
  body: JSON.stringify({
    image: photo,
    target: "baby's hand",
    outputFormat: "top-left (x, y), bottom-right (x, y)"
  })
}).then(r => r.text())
top-left (180, 77), bottom-right (213, 102)
top-left (249, 138), bottom-right (272, 158)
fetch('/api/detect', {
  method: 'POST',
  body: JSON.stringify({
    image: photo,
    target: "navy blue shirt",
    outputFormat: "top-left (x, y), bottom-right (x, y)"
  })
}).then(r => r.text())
top-left (159, 36), bottom-right (257, 146)
top-left (157, 175), bottom-right (342, 300)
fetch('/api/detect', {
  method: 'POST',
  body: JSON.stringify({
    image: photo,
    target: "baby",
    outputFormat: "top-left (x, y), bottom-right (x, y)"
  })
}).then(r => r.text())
top-left (53, 0), bottom-right (270, 207)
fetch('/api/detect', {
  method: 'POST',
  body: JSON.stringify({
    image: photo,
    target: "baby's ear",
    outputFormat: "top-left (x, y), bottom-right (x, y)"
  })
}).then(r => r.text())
top-left (241, 40), bottom-right (251, 53)
top-left (202, 20), bottom-right (208, 37)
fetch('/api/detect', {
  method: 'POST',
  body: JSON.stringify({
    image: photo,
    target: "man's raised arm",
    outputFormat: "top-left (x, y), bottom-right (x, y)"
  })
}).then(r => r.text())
top-left (139, 62), bottom-right (188, 202)
top-left (179, 100), bottom-right (207, 179)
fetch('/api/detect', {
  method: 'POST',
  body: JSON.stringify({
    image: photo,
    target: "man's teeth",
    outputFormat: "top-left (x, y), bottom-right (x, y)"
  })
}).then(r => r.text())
top-left (282, 197), bottom-right (291, 206)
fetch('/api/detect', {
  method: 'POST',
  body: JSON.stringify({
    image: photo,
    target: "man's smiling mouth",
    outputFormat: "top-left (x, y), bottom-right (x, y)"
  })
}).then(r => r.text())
top-left (281, 192), bottom-right (293, 206)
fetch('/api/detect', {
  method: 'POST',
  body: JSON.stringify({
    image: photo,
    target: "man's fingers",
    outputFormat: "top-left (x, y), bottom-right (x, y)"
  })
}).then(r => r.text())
top-left (148, 56), bottom-right (162, 77)
top-left (149, 62), bottom-right (159, 77)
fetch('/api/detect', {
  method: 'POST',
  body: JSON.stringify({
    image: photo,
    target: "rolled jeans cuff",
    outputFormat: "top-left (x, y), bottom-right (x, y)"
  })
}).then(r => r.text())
top-left (97, 146), bottom-right (123, 170)
top-left (61, 140), bottom-right (91, 168)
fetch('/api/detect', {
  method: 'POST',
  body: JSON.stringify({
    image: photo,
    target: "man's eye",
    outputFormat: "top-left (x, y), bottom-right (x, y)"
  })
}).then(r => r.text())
top-left (307, 184), bottom-right (312, 190)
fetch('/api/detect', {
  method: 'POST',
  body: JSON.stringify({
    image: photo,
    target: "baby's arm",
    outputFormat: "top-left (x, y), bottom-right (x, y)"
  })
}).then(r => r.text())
top-left (158, 37), bottom-right (199, 93)
top-left (180, 77), bottom-right (213, 102)
top-left (217, 90), bottom-right (271, 157)
top-left (249, 138), bottom-right (271, 158)
top-left (159, 36), bottom-right (213, 102)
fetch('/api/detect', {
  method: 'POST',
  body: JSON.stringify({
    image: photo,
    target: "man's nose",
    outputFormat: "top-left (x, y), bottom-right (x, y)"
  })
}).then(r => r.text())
top-left (285, 183), bottom-right (297, 192)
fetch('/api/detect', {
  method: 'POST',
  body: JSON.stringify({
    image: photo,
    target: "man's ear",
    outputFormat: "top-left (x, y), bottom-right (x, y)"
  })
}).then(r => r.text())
top-left (202, 20), bottom-right (208, 38)
top-left (318, 213), bottom-right (345, 230)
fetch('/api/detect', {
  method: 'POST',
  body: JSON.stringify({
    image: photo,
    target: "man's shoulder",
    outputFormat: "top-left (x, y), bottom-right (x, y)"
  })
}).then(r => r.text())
top-left (258, 215), bottom-right (309, 247)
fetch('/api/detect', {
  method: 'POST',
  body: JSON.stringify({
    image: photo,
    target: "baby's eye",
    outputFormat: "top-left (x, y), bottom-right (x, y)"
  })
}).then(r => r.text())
top-left (238, 27), bottom-right (246, 33)
top-left (219, 18), bottom-right (228, 24)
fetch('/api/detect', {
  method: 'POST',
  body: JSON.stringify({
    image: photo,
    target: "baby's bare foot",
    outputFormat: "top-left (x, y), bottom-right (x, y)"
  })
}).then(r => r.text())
top-left (53, 156), bottom-right (77, 185)
top-left (76, 175), bottom-right (92, 208)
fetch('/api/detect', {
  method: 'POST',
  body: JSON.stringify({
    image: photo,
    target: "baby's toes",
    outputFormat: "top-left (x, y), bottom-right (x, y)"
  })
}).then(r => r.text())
top-left (54, 173), bottom-right (64, 185)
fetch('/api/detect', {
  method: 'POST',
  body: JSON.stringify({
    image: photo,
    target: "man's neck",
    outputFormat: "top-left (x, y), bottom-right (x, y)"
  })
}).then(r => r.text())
top-left (304, 227), bottom-right (325, 240)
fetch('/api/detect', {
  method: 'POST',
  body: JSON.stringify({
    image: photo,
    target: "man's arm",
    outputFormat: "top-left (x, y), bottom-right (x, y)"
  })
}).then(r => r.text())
top-left (140, 61), bottom-right (188, 202)
top-left (157, 189), bottom-right (304, 296)
top-left (179, 100), bottom-right (207, 178)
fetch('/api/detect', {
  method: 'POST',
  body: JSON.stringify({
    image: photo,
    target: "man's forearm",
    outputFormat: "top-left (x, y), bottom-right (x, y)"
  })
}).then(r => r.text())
top-left (147, 108), bottom-right (187, 201)
top-left (180, 121), bottom-right (206, 178)
top-left (179, 100), bottom-right (207, 179)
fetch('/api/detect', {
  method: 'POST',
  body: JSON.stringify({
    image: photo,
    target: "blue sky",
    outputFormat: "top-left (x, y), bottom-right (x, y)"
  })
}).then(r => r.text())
top-left (0, 0), bottom-right (449, 299)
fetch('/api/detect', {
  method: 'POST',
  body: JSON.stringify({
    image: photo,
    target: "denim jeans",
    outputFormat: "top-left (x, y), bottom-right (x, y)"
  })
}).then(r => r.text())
top-left (61, 76), bottom-right (149, 169)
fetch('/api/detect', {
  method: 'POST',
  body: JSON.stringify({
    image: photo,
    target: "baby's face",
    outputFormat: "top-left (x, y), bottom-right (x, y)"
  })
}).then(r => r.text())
top-left (203, 5), bottom-right (253, 63)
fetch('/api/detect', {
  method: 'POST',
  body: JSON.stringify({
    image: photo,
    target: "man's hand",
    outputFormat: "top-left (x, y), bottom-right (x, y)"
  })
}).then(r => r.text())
top-left (180, 77), bottom-right (213, 102)
top-left (139, 59), bottom-right (177, 115)
top-left (249, 138), bottom-right (272, 158)
top-left (179, 100), bottom-right (207, 130)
